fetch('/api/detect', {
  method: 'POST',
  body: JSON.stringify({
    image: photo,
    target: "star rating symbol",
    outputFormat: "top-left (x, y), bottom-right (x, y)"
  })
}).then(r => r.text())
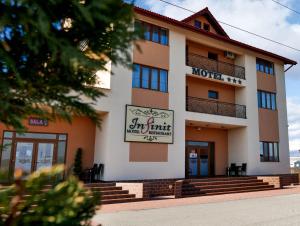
top-left (233, 78), bottom-right (237, 83)
top-left (227, 77), bottom-right (231, 82)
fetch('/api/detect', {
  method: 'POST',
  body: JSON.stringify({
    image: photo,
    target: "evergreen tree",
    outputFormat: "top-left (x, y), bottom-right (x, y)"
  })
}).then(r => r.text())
top-left (73, 148), bottom-right (83, 177)
top-left (0, 0), bottom-right (141, 130)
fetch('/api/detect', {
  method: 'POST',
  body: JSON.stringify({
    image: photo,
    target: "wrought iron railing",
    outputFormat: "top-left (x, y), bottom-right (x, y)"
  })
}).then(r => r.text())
top-left (186, 96), bottom-right (247, 119)
top-left (187, 53), bottom-right (246, 80)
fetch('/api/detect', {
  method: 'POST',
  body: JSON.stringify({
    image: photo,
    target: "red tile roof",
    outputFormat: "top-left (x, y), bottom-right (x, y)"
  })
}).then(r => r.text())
top-left (134, 6), bottom-right (297, 65)
top-left (181, 7), bottom-right (229, 38)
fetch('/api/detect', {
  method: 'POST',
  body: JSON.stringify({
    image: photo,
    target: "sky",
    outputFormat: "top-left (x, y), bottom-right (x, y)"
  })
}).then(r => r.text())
top-left (132, 0), bottom-right (300, 152)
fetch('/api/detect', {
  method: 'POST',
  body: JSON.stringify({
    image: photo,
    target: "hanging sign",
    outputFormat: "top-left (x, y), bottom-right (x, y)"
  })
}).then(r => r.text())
top-left (125, 105), bottom-right (174, 143)
top-left (28, 117), bottom-right (48, 126)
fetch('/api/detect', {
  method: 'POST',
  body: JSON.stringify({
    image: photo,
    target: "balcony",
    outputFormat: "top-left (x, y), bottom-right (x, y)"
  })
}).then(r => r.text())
top-left (187, 53), bottom-right (246, 80)
top-left (186, 96), bottom-right (247, 119)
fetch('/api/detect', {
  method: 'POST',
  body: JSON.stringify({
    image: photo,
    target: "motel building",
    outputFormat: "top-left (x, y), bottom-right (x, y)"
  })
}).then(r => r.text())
top-left (0, 7), bottom-right (299, 200)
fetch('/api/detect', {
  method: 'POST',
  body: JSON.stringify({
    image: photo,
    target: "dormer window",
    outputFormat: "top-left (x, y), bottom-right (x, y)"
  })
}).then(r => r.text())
top-left (204, 23), bottom-right (210, 31)
top-left (194, 20), bottom-right (201, 29)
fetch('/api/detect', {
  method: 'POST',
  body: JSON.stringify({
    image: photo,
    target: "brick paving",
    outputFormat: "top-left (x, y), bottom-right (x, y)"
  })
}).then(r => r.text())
top-left (96, 185), bottom-right (300, 213)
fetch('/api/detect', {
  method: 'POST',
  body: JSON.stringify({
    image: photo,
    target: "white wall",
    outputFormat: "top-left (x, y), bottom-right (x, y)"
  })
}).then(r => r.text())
top-left (92, 32), bottom-right (290, 180)
top-left (93, 30), bottom-right (187, 180)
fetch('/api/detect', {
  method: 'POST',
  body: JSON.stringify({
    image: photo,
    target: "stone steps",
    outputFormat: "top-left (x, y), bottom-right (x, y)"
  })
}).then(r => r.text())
top-left (181, 177), bottom-right (275, 197)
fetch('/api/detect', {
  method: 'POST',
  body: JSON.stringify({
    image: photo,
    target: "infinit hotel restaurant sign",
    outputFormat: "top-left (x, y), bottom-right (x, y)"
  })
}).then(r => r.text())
top-left (125, 105), bottom-right (174, 143)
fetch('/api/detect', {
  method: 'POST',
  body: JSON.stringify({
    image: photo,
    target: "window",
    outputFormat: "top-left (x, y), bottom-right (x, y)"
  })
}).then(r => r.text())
top-left (208, 90), bottom-right (218, 99)
top-left (208, 52), bottom-right (218, 61)
top-left (151, 68), bottom-right (159, 90)
top-left (141, 67), bottom-right (150, 89)
top-left (132, 64), bottom-right (140, 88)
top-left (160, 28), bottom-right (168, 45)
top-left (203, 23), bottom-right (210, 31)
top-left (260, 141), bottom-right (279, 162)
top-left (152, 26), bottom-right (159, 43)
top-left (132, 64), bottom-right (168, 92)
top-left (160, 70), bottom-right (168, 92)
top-left (143, 23), bottom-right (151, 41)
top-left (256, 58), bottom-right (275, 75)
top-left (135, 20), bottom-right (169, 46)
top-left (194, 20), bottom-right (201, 29)
top-left (257, 90), bottom-right (276, 110)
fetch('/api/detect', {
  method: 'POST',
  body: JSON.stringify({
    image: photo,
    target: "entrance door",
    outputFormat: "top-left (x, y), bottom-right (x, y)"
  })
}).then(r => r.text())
top-left (199, 148), bottom-right (209, 176)
top-left (35, 142), bottom-right (55, 171)
top-left (186, 141), bottom-right (214, 178)
top-left (14, 142), bottom-right (34, 176)
top-left (187, 147), bottom-right (199, 177)
top-left (1, 131), bottom-right (67, 179)
top-left (13, 141), bottom-right (56, 175)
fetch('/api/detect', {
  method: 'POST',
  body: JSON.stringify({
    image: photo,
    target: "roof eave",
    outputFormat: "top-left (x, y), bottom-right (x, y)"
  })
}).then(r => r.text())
top-left (134, 6), bottom-right (297, 66)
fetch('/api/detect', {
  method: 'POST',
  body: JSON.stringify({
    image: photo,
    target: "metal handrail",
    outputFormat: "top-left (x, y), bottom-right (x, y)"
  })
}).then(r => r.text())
top-left (186, 96), bottom-right (247, 119)
top-left (187, 53), bottom-right (246, 80)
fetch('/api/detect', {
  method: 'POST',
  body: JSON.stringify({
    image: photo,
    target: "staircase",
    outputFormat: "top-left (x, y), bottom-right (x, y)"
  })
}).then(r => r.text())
top-left (85, 182), bottom-right (143, 205)
top-left (181, 177), bottom-right (275, 197)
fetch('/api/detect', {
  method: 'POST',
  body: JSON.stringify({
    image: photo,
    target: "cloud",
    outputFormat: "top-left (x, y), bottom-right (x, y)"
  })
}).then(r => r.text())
top-left (139, 0), bottom-right (300, 77)
top-left (287, 97), bottom-right (300, 151)
top-left (137, 0), bottom-right (300, 150)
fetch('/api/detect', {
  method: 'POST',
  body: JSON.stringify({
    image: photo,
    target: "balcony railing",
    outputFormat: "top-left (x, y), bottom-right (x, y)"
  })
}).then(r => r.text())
top-left (186, 96), bottom-right (247, 119)
top-left (187, 53), bottom-right (246, 80)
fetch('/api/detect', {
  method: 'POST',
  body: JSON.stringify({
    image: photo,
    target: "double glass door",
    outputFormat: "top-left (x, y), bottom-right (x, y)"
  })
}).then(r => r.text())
top-left (186, 141), bottom-right (214, 178)
top-left (14, 141), bottom-right (56, 175)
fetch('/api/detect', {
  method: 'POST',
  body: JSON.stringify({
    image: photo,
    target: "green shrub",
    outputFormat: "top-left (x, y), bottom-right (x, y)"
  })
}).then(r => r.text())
top-left (0, 165), bottom-right (98, 226)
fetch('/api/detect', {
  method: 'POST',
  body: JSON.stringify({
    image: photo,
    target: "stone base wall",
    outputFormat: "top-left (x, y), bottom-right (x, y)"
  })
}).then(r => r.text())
top-left (258, 174), bottom-right (299, 188)
top-left (106, 174), bottom-right (299, 199)
top-left (111, 178), bottom-right (181, 198)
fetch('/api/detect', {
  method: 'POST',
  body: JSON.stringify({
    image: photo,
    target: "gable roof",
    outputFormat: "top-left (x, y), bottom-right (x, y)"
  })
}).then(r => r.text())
top-left (134, 6), bottom-right (297, 65)
top-left (181, 7), bottom-right (229, 38)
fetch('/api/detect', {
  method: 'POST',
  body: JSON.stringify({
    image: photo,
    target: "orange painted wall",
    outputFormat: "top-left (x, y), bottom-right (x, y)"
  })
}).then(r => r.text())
top-left (186, 126), bottom-right (228, 175)
top-left (132, 88), bottom-right (169, 109)
top-left (187, 40), bottom-right (234, 64)
top-left (257, 71), bottom-right (277, 92)
top-left (130, 88), bottom-right (169, 162)
top-left (0, 117), bottom-right (96, 170)
top-left (257, 71), bottom-right (278, 142)
top-left (186, 76), bottom-right (235, 103)
top-left (129, 143), bottom-right (168, 162)
top-left (185, 16), bottom-right (217, 35)
top-left (258, 109), bottom-right (279, 142)
top-left (133, 40), bottom-right (169, 70)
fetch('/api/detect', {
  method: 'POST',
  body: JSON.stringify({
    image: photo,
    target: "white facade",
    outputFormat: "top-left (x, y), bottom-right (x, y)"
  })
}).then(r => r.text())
top-left (92, 10), bottom-right (293, 181)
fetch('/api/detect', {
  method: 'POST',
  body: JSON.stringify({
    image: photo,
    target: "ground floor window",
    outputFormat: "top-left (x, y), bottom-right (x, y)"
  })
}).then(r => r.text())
top-left (260, 141), bottom-right (279, 162)
top-left (0, 131), bottom-right (67, 177)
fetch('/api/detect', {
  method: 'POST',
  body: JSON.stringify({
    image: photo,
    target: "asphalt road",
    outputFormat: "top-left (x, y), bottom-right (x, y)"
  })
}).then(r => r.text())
top-left (93, 193), bottom-right (300, 226)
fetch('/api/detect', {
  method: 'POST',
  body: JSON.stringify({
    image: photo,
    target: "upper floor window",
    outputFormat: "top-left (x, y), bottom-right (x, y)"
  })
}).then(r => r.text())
top-left (256, 58), bottom-right (274, 75)
top-left (194, 20), bottom-right (201, 29)
top-left (260, 141), bottom-right (279, 162)
top-left (257, 90), bottom-right (276, 110)
top-left (208, 52), bottom-right (218, 61)
top-left (132, 64), bottom-right (168, 92)
top-left (135, 20), bottom-right (169, 46)
top-left (203, 23), bottom-right (210, 31)
top-left (208, 90), bottom-right (218, 99)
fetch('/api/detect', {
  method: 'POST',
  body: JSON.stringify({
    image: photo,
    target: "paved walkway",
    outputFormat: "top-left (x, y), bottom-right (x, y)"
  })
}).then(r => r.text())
top-left (93, 186), bottom-right (300, 226)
